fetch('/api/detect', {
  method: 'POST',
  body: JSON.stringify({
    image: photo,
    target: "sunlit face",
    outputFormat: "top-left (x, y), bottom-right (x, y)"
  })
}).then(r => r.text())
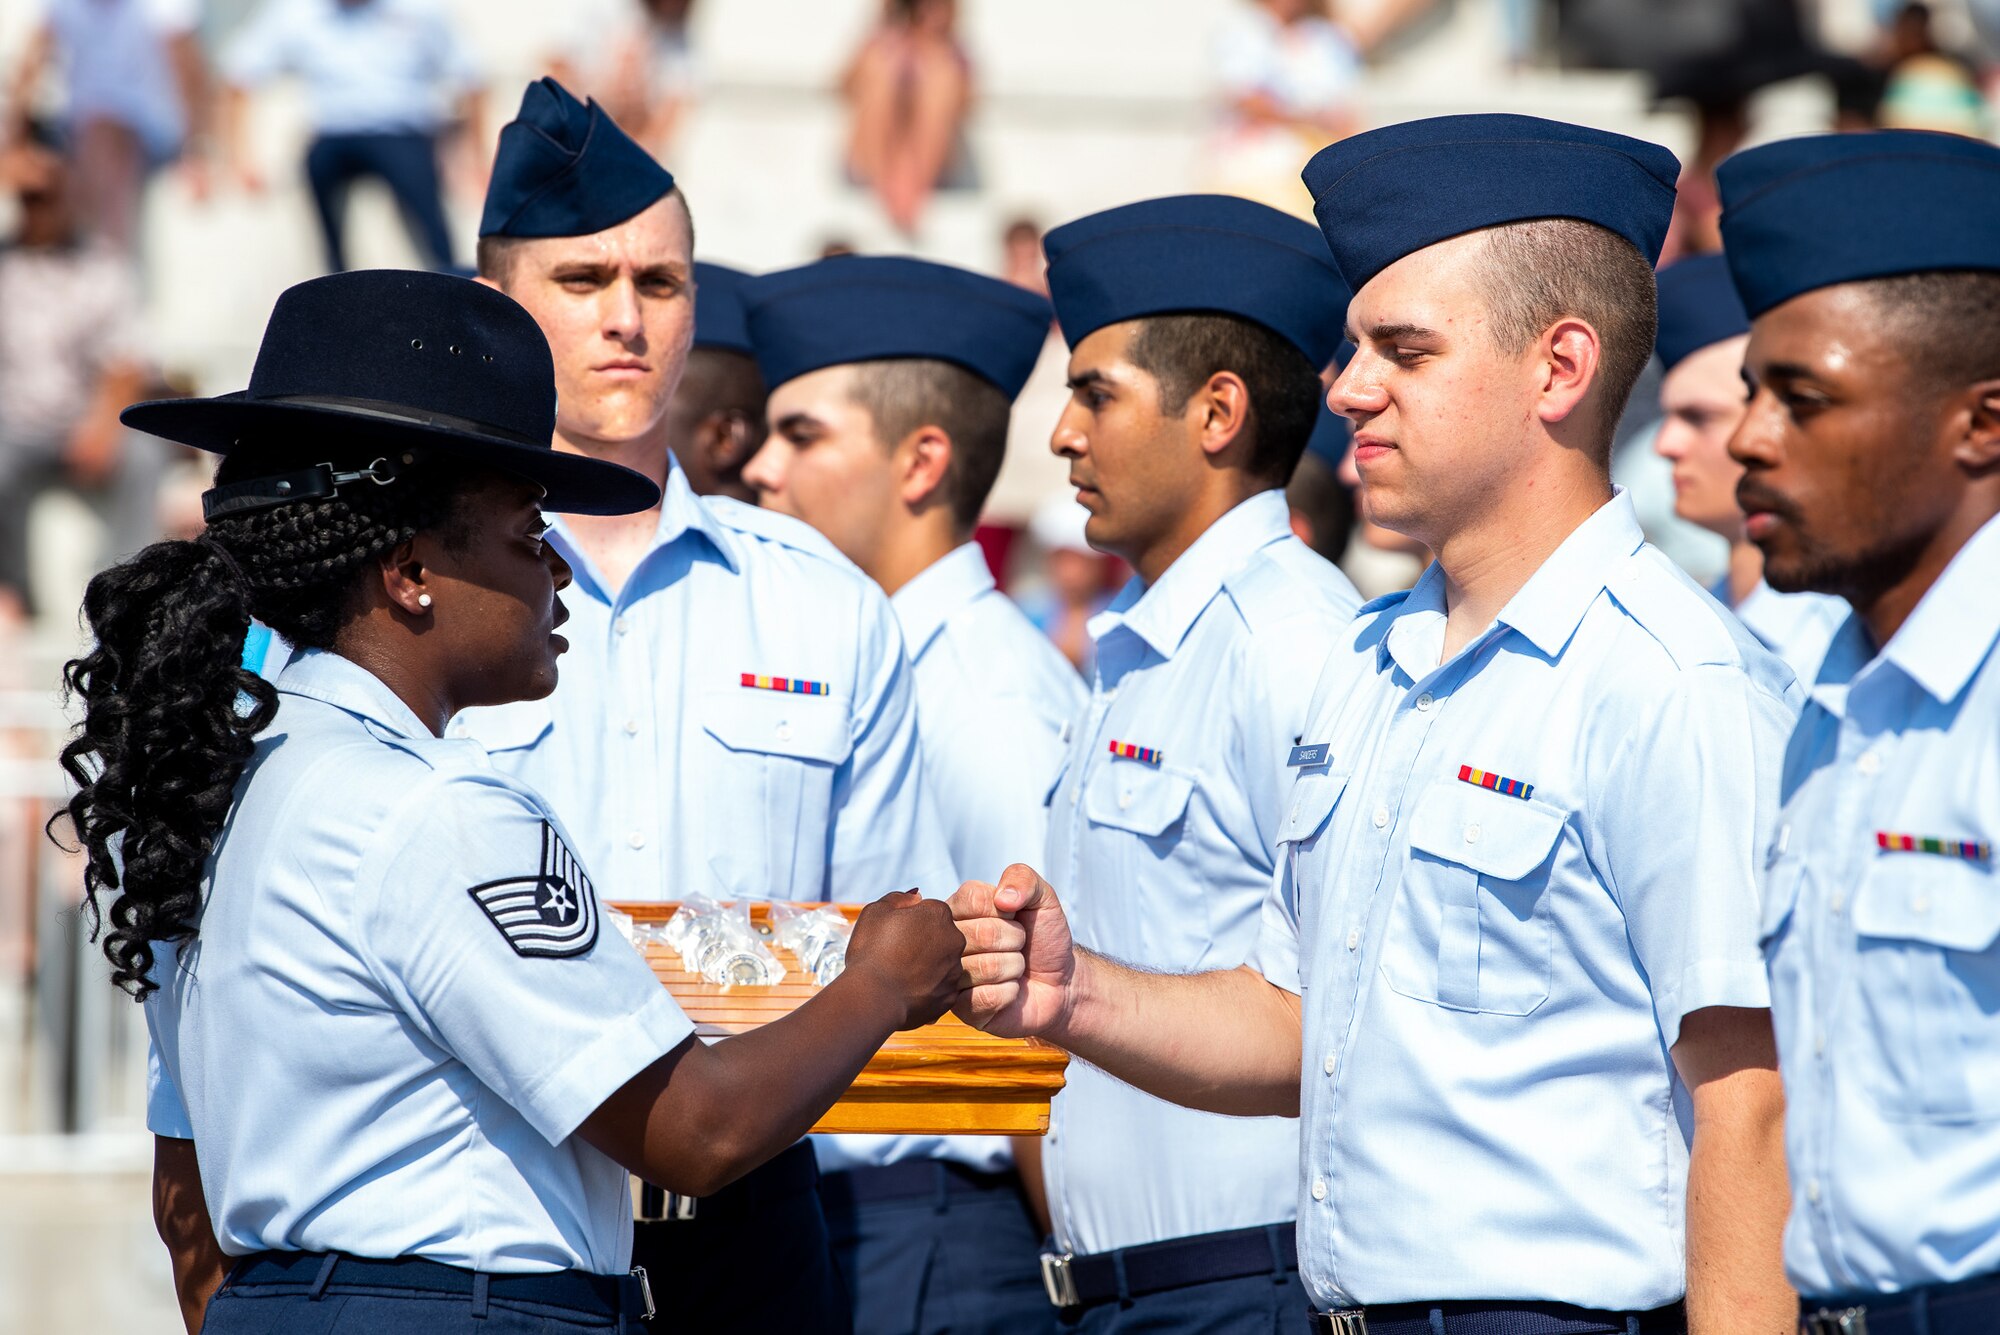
top-left (1329, 232), bottom-right (1541, 551)
top-left (1730, 283), bottom-right (1963, 600)
top-left (420, 473), bottom-right (573, 706)
top-left (1654, 334), bottom-right (1752, 540)
top-left (744, 365), bottom-right (903, 571)
top-left (1049, 321), bottom-right (1200, 567)
top-left (492, 194), bottom-right (696, 450)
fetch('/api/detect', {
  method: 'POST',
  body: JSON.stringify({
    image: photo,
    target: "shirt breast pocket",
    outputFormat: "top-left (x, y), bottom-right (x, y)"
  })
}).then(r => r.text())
top-left (1083, 762), bottom-right (1196, 844)
top-left (701, 689), bottom-right (853, 897)
top-left (1849, 852), bottom-right (2000, 1122)
top-left (1383, 781), bottom-right (1566, 1017)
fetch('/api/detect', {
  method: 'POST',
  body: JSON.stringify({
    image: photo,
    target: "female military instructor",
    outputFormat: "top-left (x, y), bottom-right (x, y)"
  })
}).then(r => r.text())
top-left (50, 269), bottom-right (966, 1334)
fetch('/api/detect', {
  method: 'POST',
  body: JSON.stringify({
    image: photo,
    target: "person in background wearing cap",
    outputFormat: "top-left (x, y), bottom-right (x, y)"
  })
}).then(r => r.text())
top-left (1652, 253), bottom-right (1848, 686)
top-left (953, 116), bottom-right (1805, 1335)
top-left (1717, 129), bottom-right (2000, 1335)
top-left (1014, 193), bottom-right (1363, 1332)
top-left (1287, 400), bottom-right (1359, 566)
top-left (459, 78), bottom-right (957, 1334)
top-left (737, 254), bottom-right (1080, 1335)
top-left (664, 260), bottom-right (767, 504)
top-left (64, 269), bottom-right (966, 1335)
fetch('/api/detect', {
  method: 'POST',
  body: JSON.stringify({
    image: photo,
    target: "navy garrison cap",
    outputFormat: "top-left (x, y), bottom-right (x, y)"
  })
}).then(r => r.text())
top-left (1716, 129), bottom-right (2000, 318)
top-left (693, 262), bottom-right (755, 356)
top-left (1302, 114), bottom-right (1680, 293)
top-left (1655, 254), bottom-right (1750, 371)
top-left (742, 256), bottom-right (1052, 398)
top-left (480, 78), bottom-right (676, 238)
top-left (1041, 195), bottom-right (1348, 366)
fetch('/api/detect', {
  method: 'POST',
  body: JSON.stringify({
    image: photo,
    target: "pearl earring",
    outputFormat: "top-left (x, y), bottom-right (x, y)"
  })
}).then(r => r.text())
top-left (417, 594), bottom-right (433, 610)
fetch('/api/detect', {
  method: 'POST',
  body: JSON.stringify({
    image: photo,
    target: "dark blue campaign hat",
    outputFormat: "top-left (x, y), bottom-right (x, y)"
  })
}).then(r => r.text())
top-left (1041, 195), bottom-right (1348, 366)
top-left (1302, 114), bottom-right (1680, 293)
top-left (741, 255), bottom-right (1052, 398)
top-left (1716, 129), bottom-right (2000, 318)
top-left (1655, 253), bottom-right (1750, 371)
top-left (481, 78), bottom-right (676, 239)
top-left (693, 261), bottom-right (755, 356)
top-left (121, 270), bottom-right (659, 517)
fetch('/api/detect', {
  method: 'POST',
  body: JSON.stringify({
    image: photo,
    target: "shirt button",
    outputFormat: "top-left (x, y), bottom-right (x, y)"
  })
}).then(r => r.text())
top-left (776, 721), bottom-right (794, 742)
top-left (450, 721), bottom-right (469, 738)
top-left (1415, 692), bottom-right (1434, 712)
top-left (627, 830), bottom-right (646, 850)
top-left (1372, 806), bottom-right (1389, 830)
top-left (1311, 1178), bottom-right (1327, 1202)
top-left (1815, 1032), bottom-right (1827, 1059)
top-left (1118, 791), bottom-right (1134, 811)
top-left (1346, 928), bottom-right (1360, 951)
top-left (1856, 751), bottom-right (1881, 775)
top-left (1912, 894), bottom-right (1931, 914)
top-left (615, 616), bottom-right (631, 636)
top-left (1323, 1053), bottom-right (1337, 1076)
top-left (1829, 894), bottom-right (1845, 916)
top-left (623, 718), bottom-right (639, 736)
top-left (1806, 1179), bottom-right (1822, 1205)
top-left (1464, 823), bottom-right (1481, 844)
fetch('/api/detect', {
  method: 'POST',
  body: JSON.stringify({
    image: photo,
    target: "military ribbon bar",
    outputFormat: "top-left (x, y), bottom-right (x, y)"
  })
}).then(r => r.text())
top-left (741, 673), bottom-right (830, 696)
top-left (1876, 832), bottom-right (1992, 861)
top-left (1108, 740), bottom-right (1162, 766)
top-left (1459, 764), bottom-right (1533, 801)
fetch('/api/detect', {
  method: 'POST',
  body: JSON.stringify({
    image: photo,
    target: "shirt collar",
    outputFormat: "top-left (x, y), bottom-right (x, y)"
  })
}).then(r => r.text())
top-left (275, 648), bottom-right (432, 740)
top-left (1879, 512), bottom-right (2000, 705)
top-left (549, 454), bottom-right (737, 601)
top-left (1378, 489), bottom-right (1644, 675)
top-left (891, 542), bottom-right (995, 660)
top-left (1090, 490), bottom-right (1292, 660)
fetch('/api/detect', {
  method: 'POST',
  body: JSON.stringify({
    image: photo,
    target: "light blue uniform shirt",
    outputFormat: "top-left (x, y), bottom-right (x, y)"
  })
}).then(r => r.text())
top-left (222, 0), bottom-right (479, 136)
top-left (1722, 577), bottom-right (1849, 688)
top-left (145, 650), bottom-right (692, 1273)
top-left (1252, 492), bottom-right (1799, 1311)
top-left (454, 461), bottom-right (956, 907)
top-left (1762, 515), bottom-right (2000, 1299)
top-left (1043, 490), bottom-right (1361, 1257)
top-left (819, 541), bottom-right (1087, 1178)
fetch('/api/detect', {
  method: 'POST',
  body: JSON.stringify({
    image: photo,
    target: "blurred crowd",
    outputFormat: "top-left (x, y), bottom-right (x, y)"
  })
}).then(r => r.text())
top-left (2, 0), bottom-right (1998, 643)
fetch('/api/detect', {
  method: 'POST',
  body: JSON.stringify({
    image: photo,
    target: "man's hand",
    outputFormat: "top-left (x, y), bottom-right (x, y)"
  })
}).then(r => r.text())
top-left (950, 863), bottom-right (1076, 1039)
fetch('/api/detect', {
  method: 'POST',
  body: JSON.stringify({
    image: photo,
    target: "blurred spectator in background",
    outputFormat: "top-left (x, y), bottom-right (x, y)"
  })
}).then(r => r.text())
top-left (1872, 3), bottom-right (1987, 136)
top-left (1000, 215), bottom-right (1047, 297)
top-left (841, 0), bottom-right (973, 236)
top-left (221, 0), bottom-right (485, 272)
top-left (1205, 0), bottom-right (1361, 214)
top-left (548, 0), bottom-right (698, 158)
top-left (1016, 495), bottom-right (1110, 676)
top-left (1285, 402), bottom-right (1355, 564)
top-left (0, 120), bottom-right (158, 626)
top-left (5, 0), bottom-right (209, 254)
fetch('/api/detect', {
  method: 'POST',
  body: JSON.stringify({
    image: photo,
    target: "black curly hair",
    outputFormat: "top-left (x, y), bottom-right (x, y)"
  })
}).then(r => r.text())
top-left (51, 446), bottom-right (472, 1000)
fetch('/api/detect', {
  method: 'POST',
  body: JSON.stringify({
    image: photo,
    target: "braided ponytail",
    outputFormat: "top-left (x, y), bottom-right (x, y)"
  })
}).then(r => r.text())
top-left (53, 449), bottom-right (466, 998)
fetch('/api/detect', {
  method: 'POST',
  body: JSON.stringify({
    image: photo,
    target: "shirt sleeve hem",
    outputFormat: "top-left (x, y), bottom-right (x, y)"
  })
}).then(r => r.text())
top-left (518, 990), bottom-right (696, 1147)
top-left (1250, 939), bottom-right (1303, 996)
top-left (1654, 960), bottom-right (1772, 1049)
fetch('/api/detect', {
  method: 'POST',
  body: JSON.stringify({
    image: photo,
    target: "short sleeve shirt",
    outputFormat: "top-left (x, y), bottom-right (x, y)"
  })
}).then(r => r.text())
top-left (1252, 491), bottom-right (1799, 1311)
top-left (222, 0), bottom-right (480, 135)
top-left (145, 650), bottom-right (691, 1273)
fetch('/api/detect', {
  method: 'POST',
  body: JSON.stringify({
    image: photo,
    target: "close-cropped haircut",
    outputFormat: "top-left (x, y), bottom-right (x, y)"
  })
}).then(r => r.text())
top-left (1859, 269), bottom-right (2000, 396)
top-left (846, 359), bottom-right (1012, 534)
top-left (1475, 218), bottom-right (1659, 455)
top-left (1125, 313), bottom-right (1323, 485)
top-left (52, 450), bottom-right (475, 1000)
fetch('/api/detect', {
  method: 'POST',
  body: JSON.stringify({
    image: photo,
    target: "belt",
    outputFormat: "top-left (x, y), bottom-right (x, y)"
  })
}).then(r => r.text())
top-left (1040, 1223), bottom-right (1295, 1309)
top-left (636, 1138), bottom-right (820, 1223)
top-left (1309, 1299), bottom-right (1686, 1335)
top-left (1802, 1270), bottom-right (2000, 1335)
top-left (818, 1159), bottom-right (1017, 1212)
top-left (227, 1251), bottom-right (654, 1322)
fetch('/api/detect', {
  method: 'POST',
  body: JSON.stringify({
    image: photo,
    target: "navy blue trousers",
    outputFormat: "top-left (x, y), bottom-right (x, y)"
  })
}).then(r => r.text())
top-left (303, 130), bottom-right (455, 272)
top-left (199, 1256), bottom-right (642, 1333)
top-left (822, 1166), bottom-right (1047, 1334)
top-left (1053, 1269), bottom-right (1312, 1335)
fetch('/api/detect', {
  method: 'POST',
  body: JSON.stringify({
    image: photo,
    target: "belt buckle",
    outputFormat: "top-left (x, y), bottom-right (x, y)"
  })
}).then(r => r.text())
top-left (1320, 1312), bottom-right (1369, 1335)
top-left (630, 1265), bottom-right (656, 1323)
top-left (1040, 1252), bottom-right (1080, 1308)
top-left (1803, 1309), bottom-right (1868, 1335)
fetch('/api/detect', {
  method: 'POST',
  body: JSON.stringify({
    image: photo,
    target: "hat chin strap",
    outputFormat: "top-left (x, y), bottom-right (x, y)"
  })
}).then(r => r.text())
top-left (201, 455), bottom-right (406, 523)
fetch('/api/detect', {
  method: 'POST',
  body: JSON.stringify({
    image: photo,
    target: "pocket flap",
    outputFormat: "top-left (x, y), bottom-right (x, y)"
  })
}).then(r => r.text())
top-left (452, 698), bottom-right (553, 754)
top-left (1853, 855), bottom-right (2000, 953)
top-left (1280, 769), bottom-right (1350, 844)
top-left (1407, 782), bottom-right (1566, 880)
top-left (702, 688), bottom-right (852, 764)
top-left (1085, 762), bottom-right (1196, 838)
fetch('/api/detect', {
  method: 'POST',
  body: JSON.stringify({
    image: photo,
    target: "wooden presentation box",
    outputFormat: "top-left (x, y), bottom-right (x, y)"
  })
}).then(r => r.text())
top-left (610, 901), bottom-right (1067, 1136)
